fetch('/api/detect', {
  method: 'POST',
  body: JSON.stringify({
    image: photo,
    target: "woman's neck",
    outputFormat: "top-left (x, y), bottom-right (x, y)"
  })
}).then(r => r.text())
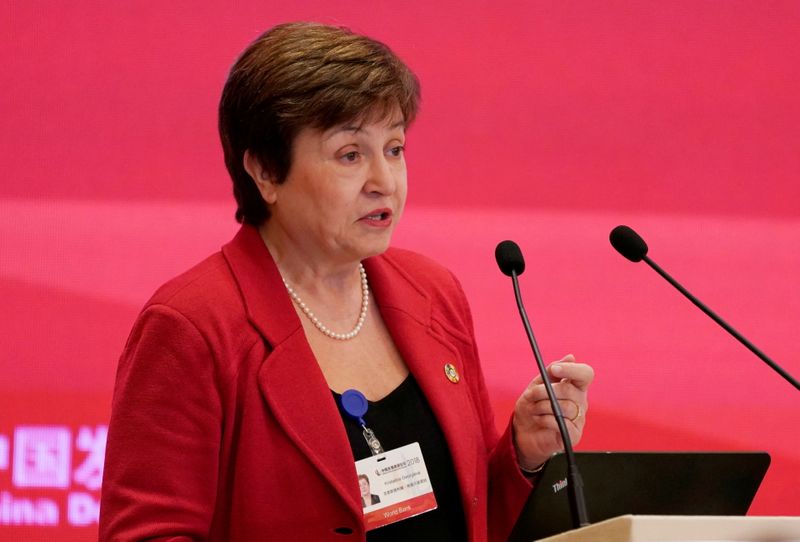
top-left (258, 222), bottom-right (361, 299)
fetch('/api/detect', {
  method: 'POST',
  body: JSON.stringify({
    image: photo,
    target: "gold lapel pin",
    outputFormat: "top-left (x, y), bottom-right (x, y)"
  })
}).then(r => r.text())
top-left (444, 363), bottom-right (460, 383)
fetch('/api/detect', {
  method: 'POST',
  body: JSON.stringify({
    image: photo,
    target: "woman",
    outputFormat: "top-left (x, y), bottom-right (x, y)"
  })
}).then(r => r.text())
top-left (358, 475), bottom-right (380, 508)
top-left (99, 22), bottom-right (594, 541)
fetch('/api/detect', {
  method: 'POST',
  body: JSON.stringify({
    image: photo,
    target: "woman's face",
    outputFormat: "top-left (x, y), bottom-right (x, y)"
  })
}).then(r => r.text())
top-left (359, 477), bottom-right (370, 498)
top-left (260, 109), bottom-right (408, 266)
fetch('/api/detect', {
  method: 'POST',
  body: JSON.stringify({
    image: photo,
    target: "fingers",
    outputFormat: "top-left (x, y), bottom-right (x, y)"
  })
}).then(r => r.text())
top-left (520, 401), bottom-right (585, 434)
top-left (528, 398), bottom-right (582, 420)
top-left (528, 415), bottom-right (584, 440)
top-left (514, 355), bottom-right (593, 458)
top-left (542, 421), bottom-right (583, 449)
top-left (521, 378), bottom-right (586, 405)
top-left (517, 385), bottom-right (580, 415)
top-left (550, 359), bottom-right (594, 390)
top-left (529, 355), bottom-right (595, 391)
top-left (515, 415), bottom-right (584, 459)
top-left (518, 356), bottom-right (591, 427)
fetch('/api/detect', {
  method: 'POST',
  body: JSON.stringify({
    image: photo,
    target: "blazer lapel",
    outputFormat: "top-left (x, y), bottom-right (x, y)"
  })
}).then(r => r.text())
top-left (366, 253), bottom-right (481, 504)
top-left (222, 226), bottom-right (362, 518)
top-left (256, 333), bottom-right (363, 516)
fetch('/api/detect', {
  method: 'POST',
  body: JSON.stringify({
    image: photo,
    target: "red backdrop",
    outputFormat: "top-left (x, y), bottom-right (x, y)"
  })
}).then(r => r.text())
top-left (2, 2), bottom-right (799, 539)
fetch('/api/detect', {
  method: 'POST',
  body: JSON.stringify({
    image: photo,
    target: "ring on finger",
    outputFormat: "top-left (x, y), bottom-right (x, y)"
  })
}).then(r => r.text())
top-left (567, 401), bottom-right (582, 422)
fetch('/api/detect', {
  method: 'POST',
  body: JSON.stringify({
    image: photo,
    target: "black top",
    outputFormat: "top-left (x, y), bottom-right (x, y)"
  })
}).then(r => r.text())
top-left (333, 375), bottom-right (468, 541)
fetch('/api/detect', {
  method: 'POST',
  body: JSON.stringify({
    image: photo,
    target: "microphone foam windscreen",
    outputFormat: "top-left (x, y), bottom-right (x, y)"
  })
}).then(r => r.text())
top-left (495, 240), bottom-right (526, 276)
top-left (610, 225), bottom-right (649, 262)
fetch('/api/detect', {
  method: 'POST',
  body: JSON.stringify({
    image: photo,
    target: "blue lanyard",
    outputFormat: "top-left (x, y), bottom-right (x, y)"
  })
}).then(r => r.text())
top-left (341, 389), bottom-right (384, 456)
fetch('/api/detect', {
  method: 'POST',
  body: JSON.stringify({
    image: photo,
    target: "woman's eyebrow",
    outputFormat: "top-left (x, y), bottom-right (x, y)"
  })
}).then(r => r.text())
top-left (324, 125), bottom-right (361, 141)
top-left (324, 119), bottom-right (405, 141)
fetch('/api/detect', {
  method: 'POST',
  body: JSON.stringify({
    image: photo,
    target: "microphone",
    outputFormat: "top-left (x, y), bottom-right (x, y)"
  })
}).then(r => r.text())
top-left (494, 240), bottom-right (590, 529)
top-left (609, 225), bottom-right (647, 262)
top-left (495, 240), bottom-right (525, 276)
top-left (609, 225), bottom-right (799, 391)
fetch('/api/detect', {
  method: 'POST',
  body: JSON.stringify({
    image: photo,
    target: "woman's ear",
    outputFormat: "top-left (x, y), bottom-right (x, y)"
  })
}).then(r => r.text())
top-left (243, 150), bottom-right (278, 204)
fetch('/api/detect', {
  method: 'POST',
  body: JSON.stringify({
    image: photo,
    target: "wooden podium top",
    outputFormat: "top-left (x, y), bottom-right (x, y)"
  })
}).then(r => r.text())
top-left (536, 515), bottom-right (800, 542)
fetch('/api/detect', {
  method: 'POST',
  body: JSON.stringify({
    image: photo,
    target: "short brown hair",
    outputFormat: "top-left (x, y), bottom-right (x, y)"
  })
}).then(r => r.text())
top-left (219, 22), bottom-right (421, 225)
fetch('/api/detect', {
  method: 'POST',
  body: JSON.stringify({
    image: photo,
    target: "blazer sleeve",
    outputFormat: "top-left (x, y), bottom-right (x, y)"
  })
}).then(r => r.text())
top-left (449, 271), bottom-right (533, 542)
top-left (99, 303), bottom-right (223, 541)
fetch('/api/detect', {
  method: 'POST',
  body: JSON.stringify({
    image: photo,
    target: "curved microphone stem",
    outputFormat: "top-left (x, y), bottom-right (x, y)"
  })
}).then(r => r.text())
top-left (643, 256), bottom-right (800, 391)
top-left (511, 270), bottom-right (590, 528)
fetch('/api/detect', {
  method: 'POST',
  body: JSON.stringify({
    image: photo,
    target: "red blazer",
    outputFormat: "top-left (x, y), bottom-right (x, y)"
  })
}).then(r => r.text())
top-left (100, 225), bottom-right (532, 541)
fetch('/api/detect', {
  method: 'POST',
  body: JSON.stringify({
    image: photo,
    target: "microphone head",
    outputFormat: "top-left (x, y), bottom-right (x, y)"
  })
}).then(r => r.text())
top-left (610, 225), bottom-right (649, 262)
top-left (495, 240), bottom-right (526, 276)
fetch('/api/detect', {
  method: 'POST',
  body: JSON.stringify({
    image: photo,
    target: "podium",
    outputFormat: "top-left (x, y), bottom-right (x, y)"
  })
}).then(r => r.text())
top-left (535, 515), bottom-right (800, 542)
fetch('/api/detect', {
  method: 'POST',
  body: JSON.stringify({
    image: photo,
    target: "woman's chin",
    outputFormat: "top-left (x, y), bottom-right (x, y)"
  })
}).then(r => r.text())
top-left (351, 233), bottom-right (394, 260)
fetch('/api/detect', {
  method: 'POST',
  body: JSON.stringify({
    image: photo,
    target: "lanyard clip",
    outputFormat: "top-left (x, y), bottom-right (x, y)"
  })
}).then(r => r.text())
top-left (362, 426), bottom-right (384, 456)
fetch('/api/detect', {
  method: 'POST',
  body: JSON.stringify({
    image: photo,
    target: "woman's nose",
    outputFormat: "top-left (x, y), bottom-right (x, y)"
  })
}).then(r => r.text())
top-left (365, 156), bottom-right (397, 195)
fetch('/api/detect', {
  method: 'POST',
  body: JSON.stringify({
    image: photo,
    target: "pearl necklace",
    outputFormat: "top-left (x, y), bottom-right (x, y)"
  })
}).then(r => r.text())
top-left (282, 263), bottom-right (369, 340)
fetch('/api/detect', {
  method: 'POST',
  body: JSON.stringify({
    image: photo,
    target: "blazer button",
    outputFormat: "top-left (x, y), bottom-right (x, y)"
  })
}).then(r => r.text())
top-left (473, 497), bottom-right (478, 507)
top-left (332, 526), bottom-right (354, 535)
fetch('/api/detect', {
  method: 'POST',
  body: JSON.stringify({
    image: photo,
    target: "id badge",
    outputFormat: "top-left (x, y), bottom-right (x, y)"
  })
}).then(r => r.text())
top-left (354, 442), bottom-right (437, 531)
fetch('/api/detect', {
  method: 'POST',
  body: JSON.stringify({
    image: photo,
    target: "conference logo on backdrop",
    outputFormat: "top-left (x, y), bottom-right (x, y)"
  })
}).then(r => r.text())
top-left (0, 425), bottom-right (106, 527)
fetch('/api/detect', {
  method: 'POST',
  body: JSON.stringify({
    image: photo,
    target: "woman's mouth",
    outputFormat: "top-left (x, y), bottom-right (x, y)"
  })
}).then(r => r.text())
top-left (360, 209), bottom-right (393, 227)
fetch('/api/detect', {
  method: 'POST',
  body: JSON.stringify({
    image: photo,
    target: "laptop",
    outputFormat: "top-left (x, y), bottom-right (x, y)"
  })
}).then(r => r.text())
top-left (508, 451), bottom-right (770, 541)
